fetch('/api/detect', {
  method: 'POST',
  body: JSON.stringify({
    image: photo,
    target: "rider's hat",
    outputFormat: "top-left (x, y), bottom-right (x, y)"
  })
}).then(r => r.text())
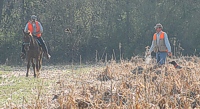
top-left (31, 15), bottom-right (37, 20)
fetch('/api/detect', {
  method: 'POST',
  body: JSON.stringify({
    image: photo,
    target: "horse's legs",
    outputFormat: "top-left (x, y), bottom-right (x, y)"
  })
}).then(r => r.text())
top-left (38, 60), bottom-right (42, 72)
top-left (35, 58), bottom-right (41, 78)
top-left (26, 58), bottom-right (31, 77)
top-left (38, 54), bottom-right (43, 71)
top-left (31, 59), bottom-right (36, 78)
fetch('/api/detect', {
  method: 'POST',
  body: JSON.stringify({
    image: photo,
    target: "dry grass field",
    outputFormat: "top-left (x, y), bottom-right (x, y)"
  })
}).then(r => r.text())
top-left (0, 56), bottom-right (200, 109)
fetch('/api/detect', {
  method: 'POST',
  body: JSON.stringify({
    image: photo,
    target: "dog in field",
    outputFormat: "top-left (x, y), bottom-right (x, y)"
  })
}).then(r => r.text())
top-left (169, 61), bottom-right (182, 69)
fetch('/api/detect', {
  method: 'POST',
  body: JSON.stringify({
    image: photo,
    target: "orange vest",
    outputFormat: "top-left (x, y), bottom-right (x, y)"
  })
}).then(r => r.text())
top-left (152, 31), bottom-right (168, 52)
top-left (27, 21), bottom-right (41, 37)
top-left (153, 31), bottom-right (164, 40)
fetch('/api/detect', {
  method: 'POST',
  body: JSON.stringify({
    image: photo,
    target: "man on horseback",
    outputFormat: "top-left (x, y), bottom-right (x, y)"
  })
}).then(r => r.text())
top-left (21, 15), bottom-right (51, 59)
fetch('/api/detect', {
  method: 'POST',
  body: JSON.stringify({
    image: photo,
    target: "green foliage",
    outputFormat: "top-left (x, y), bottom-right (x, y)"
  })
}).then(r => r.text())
top-left (1, 0), bottom-right (200, 64)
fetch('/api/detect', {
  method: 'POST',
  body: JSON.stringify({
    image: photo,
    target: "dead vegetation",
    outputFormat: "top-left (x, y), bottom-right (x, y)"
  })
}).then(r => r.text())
top-left (97, 66), bottom-right (113, 81)
top-left (1, 56), bottom-right (200, 109)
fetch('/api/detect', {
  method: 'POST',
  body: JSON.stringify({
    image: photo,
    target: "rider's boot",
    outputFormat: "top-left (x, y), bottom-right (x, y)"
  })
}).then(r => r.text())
top-left (41, 43), bottom-right (51, 59)
top-left (38, 37), bottom-right (51, 59)
top-left (21, 44), bottom-right (26, 59)
top-left (20, 52), bottom-right (26, 59)
top-left (45, 52), bottom-right (51, 60)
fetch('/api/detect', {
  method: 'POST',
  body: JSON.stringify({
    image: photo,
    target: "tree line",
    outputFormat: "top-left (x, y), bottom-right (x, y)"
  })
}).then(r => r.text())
top-left (0, 0), bottom-right (200, 65)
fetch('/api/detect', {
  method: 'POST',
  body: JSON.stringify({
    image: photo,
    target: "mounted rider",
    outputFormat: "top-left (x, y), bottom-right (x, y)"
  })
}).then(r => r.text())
top-left (21, 15), bottom-right (51, 59)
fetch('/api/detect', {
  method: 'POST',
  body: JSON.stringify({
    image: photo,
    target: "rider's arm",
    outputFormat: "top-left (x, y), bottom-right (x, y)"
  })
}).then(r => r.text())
top-left (38, 22), bottom-right (43, 33)
top-left (24, 23), bottom-right (29, 33)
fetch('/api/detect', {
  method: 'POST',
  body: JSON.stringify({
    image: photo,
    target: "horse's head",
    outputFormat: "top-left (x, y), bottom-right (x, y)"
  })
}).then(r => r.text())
top-left (23, 30), bottom-right (32, 51)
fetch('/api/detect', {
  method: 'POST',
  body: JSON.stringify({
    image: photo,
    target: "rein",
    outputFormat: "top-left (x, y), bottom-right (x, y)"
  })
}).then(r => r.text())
top-left (24, 34), bottom-right (34, 48)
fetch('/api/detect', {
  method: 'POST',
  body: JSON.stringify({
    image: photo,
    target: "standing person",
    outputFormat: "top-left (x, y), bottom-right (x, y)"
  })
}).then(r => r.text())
top-left (21, 15), bottom-right (51, 59)
top-left (148, 23), bottom-right (172, 65)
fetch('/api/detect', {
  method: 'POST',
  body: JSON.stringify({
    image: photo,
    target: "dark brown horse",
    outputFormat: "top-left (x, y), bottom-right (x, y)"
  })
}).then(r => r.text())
top-left (23, 30), bottom-right (43, 77)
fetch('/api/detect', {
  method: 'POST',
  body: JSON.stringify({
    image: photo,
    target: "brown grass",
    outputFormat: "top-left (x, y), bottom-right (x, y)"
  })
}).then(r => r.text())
top-left (1, 56), bottom-right (200, 109)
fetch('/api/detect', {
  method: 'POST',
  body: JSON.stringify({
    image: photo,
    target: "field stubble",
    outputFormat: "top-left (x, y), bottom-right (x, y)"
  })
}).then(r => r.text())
top-left (0, 56), bottom-right (200, 109)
